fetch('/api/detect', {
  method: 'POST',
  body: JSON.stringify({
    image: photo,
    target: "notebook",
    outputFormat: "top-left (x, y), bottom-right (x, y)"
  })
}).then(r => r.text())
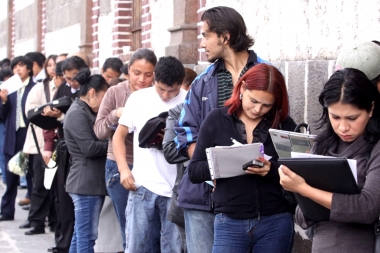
top-left (279, 157), bottom-right (360, 222)
top-left (206, 143), bottom-right (263, 179)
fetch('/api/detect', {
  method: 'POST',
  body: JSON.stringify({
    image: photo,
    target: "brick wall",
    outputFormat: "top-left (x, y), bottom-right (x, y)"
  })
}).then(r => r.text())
top-left (112, 0), bottom-right (132, 57)
top-left (141, 0), bottom-right (151, 48)
top-left (92, 0), bottom-right (100, 68)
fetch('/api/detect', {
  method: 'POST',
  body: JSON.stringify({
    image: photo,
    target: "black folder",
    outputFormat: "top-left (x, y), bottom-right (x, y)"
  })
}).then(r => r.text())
top-left (278, 158), bottom-right (360, 222)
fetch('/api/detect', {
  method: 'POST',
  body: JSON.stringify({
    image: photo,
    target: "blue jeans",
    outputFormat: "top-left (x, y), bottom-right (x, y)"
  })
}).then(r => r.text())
top-left (183, 208), bottom-right (214, 253)
top-left (212, 212), bottom-right (294, 253)
top-left (125, 186), bottom-right (182, 253)
top-left (105, 159), bottom-right (131, 250)
top-left (69, 193), bottom-right (105, 253)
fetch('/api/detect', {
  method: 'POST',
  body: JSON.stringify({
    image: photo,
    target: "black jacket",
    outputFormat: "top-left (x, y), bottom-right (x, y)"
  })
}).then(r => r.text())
top-left (188, 107), bottom-right (296, 219)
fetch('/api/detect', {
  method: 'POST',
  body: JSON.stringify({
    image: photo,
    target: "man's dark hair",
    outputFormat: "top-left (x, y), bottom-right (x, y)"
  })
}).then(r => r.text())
top-left (102, 57), bottom-right (123, 74)
top-left (154, 56), bottom-right (185, 86)
top-left (55, 61), bottom-right (64, 76)
top-left (0, 67), bottom-right (13, 81)
top-left (201, 6), bottom-right (254, 52)
top-left (1, 58), bottom-right (10, 68)
top-left (121, 64), bottom-right (129, 75)
top-left (25, 52), bottom-right (46, 68)
top-left (62, 56), bottom-right (88, 72)
top-left (11, 56), bottom-right (34, 77)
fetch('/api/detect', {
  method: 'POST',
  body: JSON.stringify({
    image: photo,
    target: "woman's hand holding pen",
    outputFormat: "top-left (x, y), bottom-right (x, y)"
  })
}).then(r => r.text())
top-left (245, 157), bottom-right (270, 177)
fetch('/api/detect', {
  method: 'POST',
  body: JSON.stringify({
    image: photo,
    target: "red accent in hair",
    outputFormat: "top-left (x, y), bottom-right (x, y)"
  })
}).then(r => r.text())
top-left (224, 63), bottom-right (289, 128)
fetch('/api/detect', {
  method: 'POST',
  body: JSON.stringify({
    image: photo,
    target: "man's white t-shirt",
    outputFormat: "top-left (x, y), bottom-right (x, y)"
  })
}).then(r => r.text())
top-left (118, 86), bottom-right (187, 197)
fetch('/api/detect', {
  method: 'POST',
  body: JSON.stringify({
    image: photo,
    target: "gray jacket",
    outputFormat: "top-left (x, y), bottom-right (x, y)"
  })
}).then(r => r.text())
top-left (63, 99), bottom-right (108, 196)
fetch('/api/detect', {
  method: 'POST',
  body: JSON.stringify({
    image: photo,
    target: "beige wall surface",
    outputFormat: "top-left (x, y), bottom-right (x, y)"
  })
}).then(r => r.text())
top-left (204, 0), bottom-right (380, 61)
top-left (149, 0), bottom-right (174, 58)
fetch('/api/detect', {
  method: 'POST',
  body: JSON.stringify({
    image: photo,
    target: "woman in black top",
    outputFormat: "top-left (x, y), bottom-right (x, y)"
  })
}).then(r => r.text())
top-left (188, 63), bottom-right (296, 253)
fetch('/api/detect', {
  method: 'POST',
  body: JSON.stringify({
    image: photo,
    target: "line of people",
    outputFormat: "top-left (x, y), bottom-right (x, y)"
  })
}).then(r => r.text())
top-left (1, 5), bottom-right (380, 253)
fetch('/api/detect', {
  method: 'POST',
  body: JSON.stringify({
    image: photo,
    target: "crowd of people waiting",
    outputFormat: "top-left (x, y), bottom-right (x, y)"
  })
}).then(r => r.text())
top-left (1, 5), bottom-right (380, 253)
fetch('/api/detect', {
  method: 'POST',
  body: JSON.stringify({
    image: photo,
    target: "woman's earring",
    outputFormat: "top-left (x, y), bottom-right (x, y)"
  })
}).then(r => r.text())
top-left (239, 94), bottom-right (242, 100)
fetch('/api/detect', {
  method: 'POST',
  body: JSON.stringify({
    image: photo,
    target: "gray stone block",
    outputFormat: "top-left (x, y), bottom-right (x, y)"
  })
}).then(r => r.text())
top-left (46, 0), bottom-right (81, 32)
top-left (288, 61), bottom-right (306, 126)
top-left (306, 60), bottom-right (330, 135)
top-left (100, 0), bottom-right (111, 14)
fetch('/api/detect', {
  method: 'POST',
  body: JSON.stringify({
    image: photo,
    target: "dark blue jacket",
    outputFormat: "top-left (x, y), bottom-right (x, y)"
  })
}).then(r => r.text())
top-left (174, 50), bottom-right (266, 211)
top-left (0, 78), bottom-right (36, 156)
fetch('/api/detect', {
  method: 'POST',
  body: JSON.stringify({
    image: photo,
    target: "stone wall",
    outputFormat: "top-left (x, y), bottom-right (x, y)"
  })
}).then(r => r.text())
top-left (45, 0), bottom-right (81, 32)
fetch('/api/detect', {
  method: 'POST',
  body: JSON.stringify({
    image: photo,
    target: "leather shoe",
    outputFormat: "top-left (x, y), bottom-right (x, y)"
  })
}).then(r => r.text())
top-left (0, 214), bottom-right (14, 221)
top-left (25, 227), bottom-right (45, 235)
top-left (18, 198), bottom-right (31, 206)
top-left (19, 220), bottom-right (31, 229)
top-left (22, 204), bottom-right (30, 211)
top-left (47, 245), bottom-right (57, 252)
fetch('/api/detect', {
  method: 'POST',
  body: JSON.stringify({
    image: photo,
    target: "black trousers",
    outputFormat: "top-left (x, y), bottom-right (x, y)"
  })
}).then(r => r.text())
top-left (28, 154), bottom-right (58, 229)
top-left (1, 127), bottom-right (33, 218)
top-left (54, 141), bottom-right (75, 253)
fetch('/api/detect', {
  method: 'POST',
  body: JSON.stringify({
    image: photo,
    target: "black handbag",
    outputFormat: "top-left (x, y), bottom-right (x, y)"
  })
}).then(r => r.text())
top-left (27, 96), bottom-right (73, 130)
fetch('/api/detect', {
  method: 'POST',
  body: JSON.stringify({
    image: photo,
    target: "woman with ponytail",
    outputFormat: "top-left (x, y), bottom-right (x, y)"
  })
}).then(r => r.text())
top-left (63, 68), bottom-right (110, 253)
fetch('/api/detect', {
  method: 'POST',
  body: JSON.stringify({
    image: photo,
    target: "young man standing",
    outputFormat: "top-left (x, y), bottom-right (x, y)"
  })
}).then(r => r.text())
top-left (113, 56), bottom-right (186, 252)
top-left (174, 6), bottom-right (267, 253)
top-left (101, 57), bottom-right (123, 84)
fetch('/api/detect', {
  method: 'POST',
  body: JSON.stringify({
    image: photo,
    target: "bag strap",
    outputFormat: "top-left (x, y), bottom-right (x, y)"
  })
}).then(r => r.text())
top-left (294, 123), bottom-right (311, 134)
top-left (30, 124), bottom-right (57, 169)
top-left (43, 80), bottom-right (50, 103)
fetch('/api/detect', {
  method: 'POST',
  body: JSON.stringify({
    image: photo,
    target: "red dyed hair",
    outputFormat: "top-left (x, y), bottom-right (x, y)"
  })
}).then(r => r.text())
top-left (224, 63), bottom-right (289, 128)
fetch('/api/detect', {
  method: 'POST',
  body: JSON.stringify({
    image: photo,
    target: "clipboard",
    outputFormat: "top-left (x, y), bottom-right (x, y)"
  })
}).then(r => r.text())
top-left (278, 158), bottom-right (360, 222)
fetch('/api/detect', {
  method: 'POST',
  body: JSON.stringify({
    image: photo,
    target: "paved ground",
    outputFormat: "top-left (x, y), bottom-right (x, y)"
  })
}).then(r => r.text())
top-left (0, 181), bottom-right (55, 253)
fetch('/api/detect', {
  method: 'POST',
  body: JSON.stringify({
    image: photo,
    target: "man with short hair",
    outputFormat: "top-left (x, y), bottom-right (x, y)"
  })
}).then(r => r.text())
top-left (101, 57), bottom-right (123, 84)
top-left (25, 52), bottom-right (46, 83)
top-left (113, 56), bottom-right (186, 252)
top-left (174, 6), bottom-right (267, 253)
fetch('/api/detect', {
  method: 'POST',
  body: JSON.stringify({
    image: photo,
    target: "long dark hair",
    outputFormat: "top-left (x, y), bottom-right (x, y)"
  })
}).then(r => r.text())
top-left (43, 54), bottom-right (57, 86)
top-left (315, 68), bottom-right (380, 155)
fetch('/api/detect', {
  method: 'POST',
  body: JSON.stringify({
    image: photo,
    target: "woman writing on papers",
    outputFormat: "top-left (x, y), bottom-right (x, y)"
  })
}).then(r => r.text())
top-left (188, 63), bottom-right (297, 253)
top-left (279, 68), bottom-right (380, 253)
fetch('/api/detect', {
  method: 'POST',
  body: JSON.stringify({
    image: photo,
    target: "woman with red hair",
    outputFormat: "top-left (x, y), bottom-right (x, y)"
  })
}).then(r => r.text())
top-left (188, 63), bottom-right (296, 253)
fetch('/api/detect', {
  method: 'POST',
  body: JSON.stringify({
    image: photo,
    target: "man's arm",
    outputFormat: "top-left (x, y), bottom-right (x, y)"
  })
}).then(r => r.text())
top-left (174, 86), bottom-right (202, 158)
top-left (113, 124), bottom-right (136, 191)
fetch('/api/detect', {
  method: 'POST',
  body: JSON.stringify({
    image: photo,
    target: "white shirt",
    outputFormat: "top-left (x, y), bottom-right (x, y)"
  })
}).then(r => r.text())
top-left (33, 69), bottom-right (46, 83)
top-left (119, 86), bottom-right (187, 197)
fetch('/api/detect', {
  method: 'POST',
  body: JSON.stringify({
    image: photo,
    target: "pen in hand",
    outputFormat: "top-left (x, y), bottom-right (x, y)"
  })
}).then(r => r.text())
top-left (260, 143), bottom-right (265, 161)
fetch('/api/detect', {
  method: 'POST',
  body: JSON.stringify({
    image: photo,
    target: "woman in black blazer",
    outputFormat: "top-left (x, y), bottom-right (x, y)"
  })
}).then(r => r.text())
top-left (63, 68), bottom-right (109, 253)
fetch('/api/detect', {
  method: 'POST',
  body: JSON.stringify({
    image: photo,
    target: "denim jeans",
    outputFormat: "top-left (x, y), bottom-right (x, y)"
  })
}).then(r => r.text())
top-left (69, 193), bottom-right (105, 253)
top-left (212, 212), bottom-right (294, 253)
top-left (125, 186), bottom-right (182, 253)
top-left (183, 208), bottom-right (214, 253)
top-left (105, 159), bottom-right (131, 250)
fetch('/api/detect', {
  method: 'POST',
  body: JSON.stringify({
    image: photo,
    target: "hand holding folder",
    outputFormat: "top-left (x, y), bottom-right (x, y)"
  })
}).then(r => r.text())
top-left (279, 157), bottom-right (359, 222)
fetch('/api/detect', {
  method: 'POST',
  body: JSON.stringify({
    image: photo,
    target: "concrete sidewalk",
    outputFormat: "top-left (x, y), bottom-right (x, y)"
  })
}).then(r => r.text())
top-left (0, 181), bottom-right (55, 253)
